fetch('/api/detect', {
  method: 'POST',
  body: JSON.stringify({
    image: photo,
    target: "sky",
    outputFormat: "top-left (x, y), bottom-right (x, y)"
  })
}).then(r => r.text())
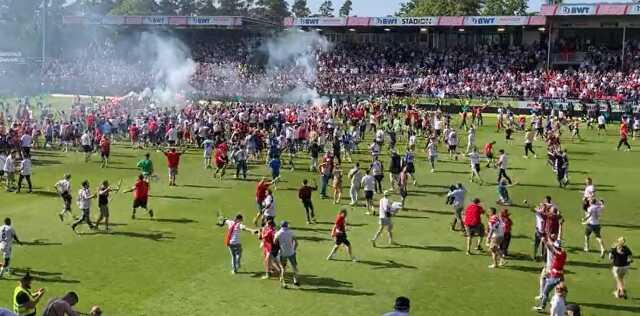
top-left (303, 0), bottom-right (635, 16)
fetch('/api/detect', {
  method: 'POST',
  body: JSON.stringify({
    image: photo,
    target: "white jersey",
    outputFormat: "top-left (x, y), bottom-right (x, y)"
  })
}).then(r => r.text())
top-left (427, 142), bottom-right (437, 157)
top-left (55, 179), bottom-right (71, 193)
top-left (497, 154), bottom-right (508, 169)
top-left (80, 133), bottom-right (92, 146)
top-left (0, 225), bottom-right (16, 250)
top-left (361, 175), bottom-right (376, 192)
top-left (586, 203), bottom-right (604, 225)
top-left (583, 185), bottom-right (595, 199)
top-left (469, 152), bottom-right (480, 165)
top-left (379, 197), bottom-right (390, 219)
top-left (597, 115), bottom-right (606, 125)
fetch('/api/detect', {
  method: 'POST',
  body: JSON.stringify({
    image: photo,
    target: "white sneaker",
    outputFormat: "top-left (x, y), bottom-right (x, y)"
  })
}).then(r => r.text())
top-left (488, 264), bottom-right (496, 268)
top-left (326, 254), bottom-right (335, 260)
top-left (430, 169), bottom-right (435, 173)
top-left (351, 257), bottom-right (358, 262)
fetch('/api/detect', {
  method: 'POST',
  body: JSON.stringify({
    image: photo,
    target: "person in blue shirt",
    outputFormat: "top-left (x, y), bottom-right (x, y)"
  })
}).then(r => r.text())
top-left (269, 157), bottom-right (281, 181)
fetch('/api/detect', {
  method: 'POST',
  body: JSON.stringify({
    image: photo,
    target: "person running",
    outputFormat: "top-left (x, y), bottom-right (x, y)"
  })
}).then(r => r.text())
top-left (582, 177), bottom-right (595, 211)
top-left (136, 153), bottom-right (154, 181)
top-left (318, 153), bottom-right (334, 199)
top-left (610, 237), bottom-right (633, 299)
top-left (467, 147), bottom-right (482, 183)
top-left (332, 164), bottom-right (343, 204)
top-left (496, 149), bottom-right (513, 184)
top-left (361, 170), bottom-right (376, 215)
top-left (486, 208), bottom-right (507, 268)
top-left (202, 137), bottom-right (214, 169)
top-left (582, 198), bottom-right (606, 258)
top-left (253, 178), bottom-right (272, 225)
top-left (261, 189), bottom-right (276, 225)
top-left (15, 154), bottom-right (32, 194)
top-left (123, 175), bottom-right (154, 220)
top-left (597, 113), bottom-right (606, 135)
top-left (499, 209), bottom-right (513, 257)
top-left (447, 184), bottom-right (466, 231)
top-left (259, 219), bottom-right (279, 279)
top-left (523, 128), bottom-right (536, 158)
top-left (297, 179), bottom-right (317, 224)
top-left (372, 191), bottom-right (396, 247)
top-left (214, 142), bottom-right (229, 179)
top-left (534, 237), bottom-right (567, 312)
top-left (99, 135), bottom-right (110, 168)
top-left (218, 214), bottom-right (258, 274)
top-left (163, 147), bottom-right (184, 186)
top-left (426, 138), bottom-right (437, 173)
top-left (71, 180), bottom-right (96, 233)
top-left (0, 218), bottom-right (21, 278)
top-left (398, 167), bottom-right (408, 208)
top-left (95, 180), bottom-right (118, 231)
top-left (13, 272), bottom-right (45, 316)
top-left (463, 198), bottom-right (485, 255)
top-left (327, 209), bottom-right (357, 262)
top-left (231, 145), bottom-right (248, 180)
top-left (274, 221), bottom-right (299, 288)
top-left (370, 156), bottom-right (384, 193)
top-left (348, 163), bottom-right (363, 206)
top-left (55, 174), bottom-right (73, 222)
top-left (483, 141), bottom-right (496, 168)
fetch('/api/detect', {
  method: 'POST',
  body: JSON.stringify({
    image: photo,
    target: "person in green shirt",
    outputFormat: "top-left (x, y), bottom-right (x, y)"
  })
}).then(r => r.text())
top-left (136, 153), bottom-right (154, 180)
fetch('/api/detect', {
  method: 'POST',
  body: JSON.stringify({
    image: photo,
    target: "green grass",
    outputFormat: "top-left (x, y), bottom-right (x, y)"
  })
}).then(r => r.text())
top-left (0, 117), bottom-right (638, 315)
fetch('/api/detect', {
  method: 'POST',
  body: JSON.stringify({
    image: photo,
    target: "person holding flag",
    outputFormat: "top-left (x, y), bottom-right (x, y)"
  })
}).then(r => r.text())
top-left (217, 213), bottom-right (258, 274)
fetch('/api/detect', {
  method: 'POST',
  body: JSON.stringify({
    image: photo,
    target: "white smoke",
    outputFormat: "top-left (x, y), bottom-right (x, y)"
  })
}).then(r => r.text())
top-left (261, 30), bottom-right (331, 105)
top-left (137, 33), bottom-right (196, 106)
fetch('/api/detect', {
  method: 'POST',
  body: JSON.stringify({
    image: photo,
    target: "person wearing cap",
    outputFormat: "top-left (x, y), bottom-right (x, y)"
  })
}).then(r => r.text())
top-left (463, 198), bottom-right (485, 255)
top-left (274, 221), bottom-right (299, 288)
top-left (13, 273), bottom-right (45, 316)
top-left (382, 296), bottom-right (410, 316)
top-left (54, 174), bottom-right (73, 222)
top-left (41, 291), bottom-right (79, 316)
top-left (610, 237), bottom-right (633, 299)
top-left (534, 237), bottom-right (567, 312)
top-left (371, 191), bottom-right (395, 247)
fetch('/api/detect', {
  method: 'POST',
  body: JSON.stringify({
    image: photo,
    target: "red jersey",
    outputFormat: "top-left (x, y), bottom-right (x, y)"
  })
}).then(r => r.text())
top-left (501, 216), bottom-right (513, 234)
top-left (133, 180), bottom-right (149, 201)
top-left (550, 250), bottom-right (567, 277)
top-left (332, 214), bottom-right (346, 236)
top-left (99, 137), bottom-right (110, 153)
top-left (463, 203), bottom-right (484, 227)
top-left (164, 152), bottom-right (181, 168)
top-left (483, 143), bottom-right (493, 156)
top-left (544, 213), bottom-right (561, 236)
top-left (261, 226), bottom-right (275, 254)
top-left (256, 181), bottom-right (270, 203)
top-left (128, 125), bottom-right (139, 139)
top-left (620, 124), bottom-right (629, 139)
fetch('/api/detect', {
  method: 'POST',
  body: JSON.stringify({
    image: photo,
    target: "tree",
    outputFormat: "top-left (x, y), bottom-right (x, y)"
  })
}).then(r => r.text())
top-left (318, 0), bottom-right (334, 17)
top-left (291, 0), bottom-right (310, 17)
top-left (218, 0), bottom-right (244, 15)
top-left (400, 0), bottom-right (481, 16)
top-left (254, 0), bottom-right (290, 21)
top-left (396, 0), bottom-right (416, 16)
top-left (176, 0), bottom-right (197, 15)
top-left (339, 0), bottom-right (352, 17)
top-left (482, 0), bottom-right (527, 15)
top-left (109, 0), bottom-right (159, 15)
top-left (157, 0), bottom-right (179, 15)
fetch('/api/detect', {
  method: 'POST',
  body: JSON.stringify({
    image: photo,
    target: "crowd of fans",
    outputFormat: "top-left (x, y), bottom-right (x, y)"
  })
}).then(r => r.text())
top-left (7, 35), bottom-right (638, 102)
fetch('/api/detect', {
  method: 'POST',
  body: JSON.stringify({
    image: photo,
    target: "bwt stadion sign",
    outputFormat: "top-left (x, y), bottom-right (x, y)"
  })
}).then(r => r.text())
top-left (557, 4), bottom-right (597, 16)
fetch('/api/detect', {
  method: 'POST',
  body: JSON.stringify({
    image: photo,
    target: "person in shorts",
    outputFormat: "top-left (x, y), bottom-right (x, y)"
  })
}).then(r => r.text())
top-left (95, 180), bottom-right (118, 231)
top-left (361, 170), bottom-right (376, 215)
top-left (610, 237), bottom-right (633, 299)
top-left (486, 208), bottom-right (507, 268)
top-left (464, 198), bottom-right (485, 255)
top-left (372, 191), bottom-right (396, 247)
top-left (124, 175), bottom-right (154, 220)
top-left (274, 221), bottom-right (299, 288)
top-left (80, 130), bottom-right (93, 162)
top-left (327, 209), bottom-right (356, 262)
top-left (582, 198), bottom-right (605, 258)
top-left (99, 135), bottom-right (110, 168)
top-left (54, 174), bottom-right (73, 221)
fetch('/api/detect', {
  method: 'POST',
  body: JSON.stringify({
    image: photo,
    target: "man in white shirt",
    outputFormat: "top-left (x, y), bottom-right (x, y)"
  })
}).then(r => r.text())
top-left (55, 174), bottom-right (73, 221)
top-left (71, 180), bottom-right (96, 233)
top-left (549, 283), bottom-right (568, 316)
top-left (466, 126), bottom-right (475, 154)
top-left (261, 190), bottom-right (276, 223)
top-left (3, 151), bottom-right (16, 191)
top-left (371, 191), bottom-right (395, 247)
top-left (597, 114), bottom-right (606, 135)
top-left (361, 170), bottom-right (376, 215)
top-left (467, 147), bottom-right (482, 183)
top-left (274, 221), bottom-right (299, 288)
top-left (582, 177), bottom-right (595, 211)
top-left (496, 149), bottom-right (513, 184)
top-left (582, 198), bottom-right (606, 258)
top-left (348, 163), bottom-right (363, 206)
top-left (80, 130), bottom-right (93, 162)
top-left (0, 217), bottom-right (21, 278)
top-left (20, 133), bottom-right (32, 158)
top-left (219, 214), bottom-right (258, 274)
top-left (16, 155), bottom-right (32, 193)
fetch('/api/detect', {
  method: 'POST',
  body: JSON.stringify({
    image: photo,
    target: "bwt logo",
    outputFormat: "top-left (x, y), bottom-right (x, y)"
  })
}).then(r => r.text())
top-left (300, 18), bottom-right (319, 25)
top-left (149, 17), bottom-right (164, 23)
top-left (472, 17), bottom-right (495, 24)
top-left (194, 18), bottom-right (210, 24)
top-left (562, 6), bottom-right (591, 14)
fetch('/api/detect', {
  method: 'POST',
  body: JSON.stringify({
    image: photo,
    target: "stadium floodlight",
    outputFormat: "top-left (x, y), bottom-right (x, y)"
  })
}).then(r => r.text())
top-left (384, 28), bottom-right (391, 32)
top-left (420, 28), bottom-right (428, 32)
top-left (349, 28), bottom-right (356, 32)
top-left (538, 27), bottom-right (546, 32)
top-left (458, 28), bottom-right (465, 32)
top-left (497, 27), bottom-right (506, 32)
top-left (316, 28), bottom-right (322, 32)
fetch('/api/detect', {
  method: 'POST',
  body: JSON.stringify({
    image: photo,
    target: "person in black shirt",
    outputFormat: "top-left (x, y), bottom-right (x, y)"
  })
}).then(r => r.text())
top-left (95, 180), bottom-right (119, 231)
top-left (610, 236), bottom-right (633, 299)
top-left (297, 179), bottom-right (317, 224)
top-left (388, 150), bottom-right (401, 191)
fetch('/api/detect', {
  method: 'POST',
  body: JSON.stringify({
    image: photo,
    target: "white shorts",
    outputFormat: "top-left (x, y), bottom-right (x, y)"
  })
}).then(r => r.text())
top-left (0, 244), bottom-right (11, 259)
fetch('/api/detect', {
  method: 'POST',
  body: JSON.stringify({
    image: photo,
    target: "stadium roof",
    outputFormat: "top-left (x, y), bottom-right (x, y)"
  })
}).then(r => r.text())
top-left (541, 2), bottom-right (640, 16)
top-left (62, 15), bottom-right (280, 29)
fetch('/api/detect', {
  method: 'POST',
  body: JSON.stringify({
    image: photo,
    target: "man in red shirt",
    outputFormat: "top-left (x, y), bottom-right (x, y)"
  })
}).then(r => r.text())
top-left (535, 238), bottom-right (567, 311)
top-left (163, 147), bottom-right (185, 186)
top-left (463, 198), bottom-right (485, 255)
top-left (327, 208), bottom-right (357, 262)
top-left (214, 142), bottom-right (229, 179)
top-left (253, 178), bottom-right (272, 225)
top-left (483, 141), bottom-right (496, 168)
top-left (124, 174), bottom-right (153, 220)
top-left (99, 135), bottom-right (110, 168)
top-left (617, 122), bottom-right (631, 151)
